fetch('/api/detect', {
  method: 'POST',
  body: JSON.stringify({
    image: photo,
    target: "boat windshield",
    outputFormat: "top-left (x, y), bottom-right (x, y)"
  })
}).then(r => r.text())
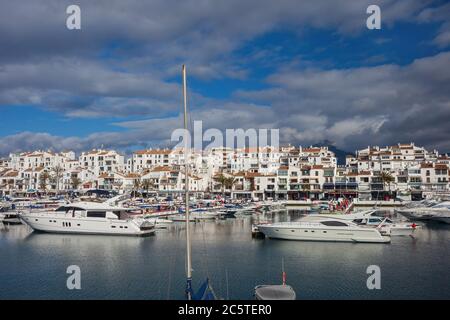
top-left (320, 220), bottom-right (349, 227)
top-left (55, 206), bottom-right (85, 213)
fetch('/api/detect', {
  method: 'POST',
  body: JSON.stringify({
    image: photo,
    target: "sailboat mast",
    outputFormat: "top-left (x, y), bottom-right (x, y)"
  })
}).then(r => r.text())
top-left (182, 65), bottom-right (193, 299)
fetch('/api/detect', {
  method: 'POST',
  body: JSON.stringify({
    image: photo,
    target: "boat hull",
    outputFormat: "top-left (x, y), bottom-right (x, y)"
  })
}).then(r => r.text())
top-left (19, 213), bottom-right (154, 236)
top-left (431, 216), bottom-right (450, 224)
top-left (257, 225), bottom-right (390, 243)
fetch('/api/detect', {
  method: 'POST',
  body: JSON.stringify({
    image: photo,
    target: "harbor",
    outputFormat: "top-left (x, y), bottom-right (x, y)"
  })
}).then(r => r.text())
top-left (1, 207), bottom-right (449, 299)
top-left (1, 0), bottom-right (450, 304)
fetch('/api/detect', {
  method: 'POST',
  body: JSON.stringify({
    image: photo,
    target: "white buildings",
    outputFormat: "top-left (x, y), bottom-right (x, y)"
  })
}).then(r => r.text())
top-left (9, 150), bottom-right (76, 171)
top-left (79, 149), bottom-right (124, 176)
top-left (0, 142), bottom-right (448, 200)
top-left (128, 149), bottom-right (171, 173)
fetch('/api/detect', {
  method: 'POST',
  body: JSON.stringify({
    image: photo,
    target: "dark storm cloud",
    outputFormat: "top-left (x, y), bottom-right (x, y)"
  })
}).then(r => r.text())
top-left (234, 52), bottom-right (450, 151)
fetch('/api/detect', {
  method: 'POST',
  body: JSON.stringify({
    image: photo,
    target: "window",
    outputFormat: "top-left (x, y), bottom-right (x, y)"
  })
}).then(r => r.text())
top-left (86, 211), bottom-right (106, 218)
top-left (320, 221), bottom-right (348, 227)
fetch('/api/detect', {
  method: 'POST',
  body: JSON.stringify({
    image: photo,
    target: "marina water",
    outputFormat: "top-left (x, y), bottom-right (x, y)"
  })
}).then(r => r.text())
top-left (1, 210), bottom-right (449, 299)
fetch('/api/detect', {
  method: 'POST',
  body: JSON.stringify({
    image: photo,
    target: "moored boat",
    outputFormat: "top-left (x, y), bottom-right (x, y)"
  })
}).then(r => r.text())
top-left (18, 202), bottom-right (155, 236)
top-left (257, 217), bottom-right (390, 243)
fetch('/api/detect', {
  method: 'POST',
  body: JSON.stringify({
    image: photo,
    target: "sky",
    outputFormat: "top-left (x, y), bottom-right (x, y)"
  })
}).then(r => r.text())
top-left (0, 0), bottom-right (449, 157)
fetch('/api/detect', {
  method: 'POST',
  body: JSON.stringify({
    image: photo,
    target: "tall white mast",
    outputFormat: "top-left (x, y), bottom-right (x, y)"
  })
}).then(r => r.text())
top-left (182, 65), bottom-right (193, 299)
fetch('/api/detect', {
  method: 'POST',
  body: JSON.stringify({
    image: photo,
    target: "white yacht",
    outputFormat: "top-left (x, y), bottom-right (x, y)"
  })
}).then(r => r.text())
top-left (18, 202), bottom-right (155, 236)
top-left (257, 217), bottom-right (390, 243)
top-left (396, 201), bottom-right (450, 224)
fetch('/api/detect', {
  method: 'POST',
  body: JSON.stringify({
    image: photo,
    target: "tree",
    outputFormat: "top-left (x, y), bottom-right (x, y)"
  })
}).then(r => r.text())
top-left (213, 174), bottom-right (236, 198)
top-left (141, 179), bottom-right (155, 195)
top-left (132, 178), bottom-right (141, 198)
top-left (52, 165), bottom-right (64, 194)
top-left (39, 171), bottom-right (50, 194)
top-left (380, 171), bottom-right (395, 197)
top-left (71, 175), bottom-right (81, 190)
top-left (213, 174), bottom-right (228, 197)
top-left (224, 177), bottom-right (237, 191)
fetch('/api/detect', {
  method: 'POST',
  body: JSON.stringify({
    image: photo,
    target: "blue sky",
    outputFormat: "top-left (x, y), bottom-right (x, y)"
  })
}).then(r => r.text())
top-left (1, 0), bottom-right (449, 155)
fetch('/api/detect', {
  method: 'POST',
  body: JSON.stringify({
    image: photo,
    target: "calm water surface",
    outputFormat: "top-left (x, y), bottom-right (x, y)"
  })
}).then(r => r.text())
top-left (1, 210), bottom-right (449, 299)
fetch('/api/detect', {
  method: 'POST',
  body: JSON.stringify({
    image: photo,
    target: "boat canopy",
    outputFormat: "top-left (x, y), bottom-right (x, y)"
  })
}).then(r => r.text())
top-left (255, 285), bottom-right (296, 300)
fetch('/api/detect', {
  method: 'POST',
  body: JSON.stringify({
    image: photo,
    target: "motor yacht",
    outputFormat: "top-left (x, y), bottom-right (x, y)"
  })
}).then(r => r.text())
top-left (18, 202), bottom-right (155, 236)
top-left (257, 217), bottom-right (390, 243)
top-left (396, 201), bottom-right (450, 224)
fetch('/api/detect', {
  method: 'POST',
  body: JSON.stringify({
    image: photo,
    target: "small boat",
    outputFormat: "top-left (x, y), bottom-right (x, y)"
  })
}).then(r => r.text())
top-left (144, 217), bottom-right (174, 229)
top-left (257, 217), bottom-right (390, 243)
top-left (255, 202), bottom-right (286, 213)
top-left (217, 208), bottom-right (237, 218)
top-left (361, 216), bottom-right (420, 236)
top-left (251, 224), bottom-right (265, 238)
top-left (19, 202), bottom-right (155, 236)
top-left (255, 260), bottom-right (296, 300)
top-left (169, 211), bottom-right (220, 222)
top-left (0, 212), bottom-right (22, 225)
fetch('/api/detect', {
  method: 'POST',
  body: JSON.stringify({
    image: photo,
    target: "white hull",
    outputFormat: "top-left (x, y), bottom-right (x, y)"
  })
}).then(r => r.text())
top-left (20, 213), bottom-right (154, 236)
top-left (382, 225), bottom-right (419, 236)
top-left (258, 224), bottom-right (390, 243)
top-left (146, 218), bottom-right (173, 228)
top-left (169, 212), bottom-right (219, 222)
top-left (430, 216), bottom-right (450, 224)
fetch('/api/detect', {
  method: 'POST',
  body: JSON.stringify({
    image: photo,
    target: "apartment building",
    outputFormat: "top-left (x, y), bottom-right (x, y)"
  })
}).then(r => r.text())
top-left (79, 149), bottom-right (124, 176)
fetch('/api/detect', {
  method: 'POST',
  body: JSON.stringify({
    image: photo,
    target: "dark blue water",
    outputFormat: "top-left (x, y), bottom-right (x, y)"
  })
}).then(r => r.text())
top-left (1, 211), bottom-right (449, 299)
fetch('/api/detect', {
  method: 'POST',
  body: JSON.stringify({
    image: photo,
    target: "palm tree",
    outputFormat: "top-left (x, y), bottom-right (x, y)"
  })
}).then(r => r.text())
top-left (39, 171), bottom-right (50, 194)
top-left (213, 174), bottom-right (228, 198)
top-left (380, 171), bottom-right (395, 198)
top-left (71, 175), bottom-right (81, 190)
top-left (141, 179), bottom-right (155, 196)
top-left (224, 177), bottom-right (237, 191)
top-left (132, 178), bottom-right (141, 198)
